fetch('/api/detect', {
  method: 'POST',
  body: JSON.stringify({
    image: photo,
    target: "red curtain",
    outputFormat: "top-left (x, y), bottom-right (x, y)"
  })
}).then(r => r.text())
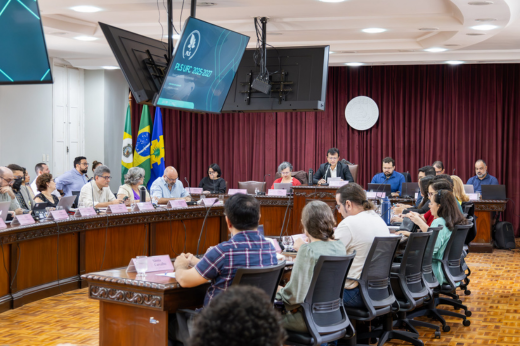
top-left (131, 64), bottom-right (520, 235)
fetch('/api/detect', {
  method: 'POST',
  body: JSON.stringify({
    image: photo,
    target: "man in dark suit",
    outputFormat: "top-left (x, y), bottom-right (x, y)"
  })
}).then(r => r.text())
top-left (313, 148), bottom-right (354, 185)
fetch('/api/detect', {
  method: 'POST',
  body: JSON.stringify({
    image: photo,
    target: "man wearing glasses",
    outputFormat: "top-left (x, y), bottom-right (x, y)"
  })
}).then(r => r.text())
top-left (55, 156), bottom-right (89, 197)
top-left (0, 167), bottom-right (23, 215)
top-left (150, 166), bottom-right (191, 205)
top-left (78, 165), bottom-right (126, 208)
top-left (313, 148), bottom-right (354, 185)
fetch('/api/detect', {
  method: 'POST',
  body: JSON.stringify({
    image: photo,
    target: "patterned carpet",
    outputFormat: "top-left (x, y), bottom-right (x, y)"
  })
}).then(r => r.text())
top-left (0, 244), bottom-right (519, 346)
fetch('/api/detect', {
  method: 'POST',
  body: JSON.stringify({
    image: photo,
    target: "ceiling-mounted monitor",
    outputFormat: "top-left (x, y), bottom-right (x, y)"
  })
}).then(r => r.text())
top-left (0, 0), bottom-right (52, 84)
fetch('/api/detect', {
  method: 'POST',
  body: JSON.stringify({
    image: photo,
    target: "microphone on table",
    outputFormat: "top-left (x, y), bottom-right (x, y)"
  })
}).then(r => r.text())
top-left (196, 198), bottom-right (219, 257)
top-left (257, 174), bottom-right (270, 195)
top-left (401, 171), bottom-right (414, 201)
top-left (184, 177), bottom-right (191, 194)
top-left (321, 164), bottom-right (331, 186)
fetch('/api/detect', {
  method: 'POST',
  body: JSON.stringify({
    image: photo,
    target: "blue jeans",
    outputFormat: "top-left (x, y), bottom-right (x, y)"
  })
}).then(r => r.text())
top-left (343, 287), bottom-right (364, 308)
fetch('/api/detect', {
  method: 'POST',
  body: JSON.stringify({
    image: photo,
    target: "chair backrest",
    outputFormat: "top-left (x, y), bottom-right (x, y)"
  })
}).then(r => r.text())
top-left (358, 236), bottom-right (400, 309)
top-left (231, 261), bottom-right (286, 302)
top-left (238, 181), bottom-right (266, 194)
top-left (395, 232), bottom-right (430, 300)
top-left (301, 254), bottom-right (356, 336)
top-left (441, 223), bottom-right (472, 286)
top-left (402, 171), bottom-right (412, 183)
top-left (422, 226), bottom-right (442, 288)
top-left (461, 203), bottom-right (477, 245)
top-left (274, 170), bottom-right (308, 185)
top-left (340, 159), bottom-right (358, 183)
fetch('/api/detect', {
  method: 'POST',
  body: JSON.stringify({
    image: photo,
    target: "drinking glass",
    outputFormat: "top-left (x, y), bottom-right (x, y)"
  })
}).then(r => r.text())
top-left (135, 256), bottom-right (148, 277)
top-left (255, 188), bottom-right (259, 195)
top-left (218, 195), bottom-right (224, 204)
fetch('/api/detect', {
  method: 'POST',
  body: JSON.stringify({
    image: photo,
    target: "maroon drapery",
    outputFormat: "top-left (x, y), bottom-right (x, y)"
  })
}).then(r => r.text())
top-left (131, 64), bottom-right (520, 235)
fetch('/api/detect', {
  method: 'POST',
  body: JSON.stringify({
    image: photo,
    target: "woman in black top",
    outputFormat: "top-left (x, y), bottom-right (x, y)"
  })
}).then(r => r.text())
top-left (198, 164), bottom-right (226, 194)
top-left (34, 173), bottom-right (60, 208)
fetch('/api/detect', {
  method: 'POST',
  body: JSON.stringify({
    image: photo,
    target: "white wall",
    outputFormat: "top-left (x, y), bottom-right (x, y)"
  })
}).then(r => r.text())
top-left (84, 70), bottom-right (105, 170)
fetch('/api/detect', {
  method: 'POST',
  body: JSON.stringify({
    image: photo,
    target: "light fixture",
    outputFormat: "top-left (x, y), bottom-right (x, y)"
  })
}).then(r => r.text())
top-left (74, 36), bottom-right (98, 41)
top-left (418, 27), bottom-right (439, 31)
top-left (164, 34), bottom-right (181, 39)
top-left (329, 51), bottom-right (335, 54)
top-left (102, 66), bottom-right (120, 70)
top-left (345, 62), bottom-right (364, 66)
top-left (362, 28), bottom-right (386, 33)
top-left (319, 0), bottom-right (347, 2)
top-left (71, 5), bottom-right (102, 13)
top-left (444, 44), bottom-right (460, 47)
top-left (468, 1), bottom-right (494, 5)
top-left (470, 24), bottom-right (498, 30)
top-left (446, 61), bottom-right (464, 65)
top-left (475, 18), bottom-right (496, 22)
top-left (466, 33), bottom-right (485, 36)
top-left (424, 47), bottom-right (448, 53)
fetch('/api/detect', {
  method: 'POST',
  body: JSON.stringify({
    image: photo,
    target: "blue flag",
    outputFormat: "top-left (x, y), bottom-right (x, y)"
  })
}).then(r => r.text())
top-left (148, 107), bottom-right (165, 189)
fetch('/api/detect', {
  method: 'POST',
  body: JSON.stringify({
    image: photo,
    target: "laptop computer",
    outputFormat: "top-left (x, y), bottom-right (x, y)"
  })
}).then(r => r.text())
top-left (71, 191), bottom-right (81, 208)
top-left (0, 201), bottom-right (10, 222)
top-left (367, 183), bottom-right (392, 196)
top-left (401, 182), bottom-right (419, 198)
top-left (57, 195), bottom-right (78, 212)
top-left (464, 185), bottom-right (474, 194)
top-left (481, 185), bottom-right (507, 200)
top-left (274, 183), bottom-right (293, 193)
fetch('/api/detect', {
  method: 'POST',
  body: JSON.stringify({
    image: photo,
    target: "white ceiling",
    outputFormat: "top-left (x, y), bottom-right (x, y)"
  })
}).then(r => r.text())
top-left (39, 0), bottom-right (520, 69)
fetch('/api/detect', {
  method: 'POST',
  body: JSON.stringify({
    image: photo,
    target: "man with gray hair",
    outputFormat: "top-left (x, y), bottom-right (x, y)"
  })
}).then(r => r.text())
top-left (78, 165), bottom-right (126, 208)
top-left (0, 167), bottom-right (23, 215)
top-left (467, 159), bottom-right (499, 193)
top-left (150, 166), bottom-right (191, 205)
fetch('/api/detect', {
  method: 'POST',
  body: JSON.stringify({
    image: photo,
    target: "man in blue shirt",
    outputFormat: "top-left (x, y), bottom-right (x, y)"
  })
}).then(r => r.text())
top-left (55, 156), bottom-right (89, 196)
top-left (150, 166), bottom-right (191, 204)
top-left (467, 159), bottom-right (499, 193)
top-left (370, 157), bottom-right (406, 196)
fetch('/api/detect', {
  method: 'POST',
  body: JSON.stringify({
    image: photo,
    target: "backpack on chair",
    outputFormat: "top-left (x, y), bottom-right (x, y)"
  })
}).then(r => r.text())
top-left (493, 221), bottom-right (516, 250)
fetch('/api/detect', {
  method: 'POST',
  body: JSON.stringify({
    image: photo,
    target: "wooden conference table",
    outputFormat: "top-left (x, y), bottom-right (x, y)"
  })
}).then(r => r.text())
top-left (0, 186), bottom-right (504, 315)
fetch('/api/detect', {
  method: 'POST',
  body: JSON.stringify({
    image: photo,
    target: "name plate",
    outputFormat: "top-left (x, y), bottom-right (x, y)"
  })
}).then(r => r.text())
top-left (468, 193), bottom-right (479, 201)
top-left (228, 189), bottom-right (247, 195)
top-left (11, 214), bottom-right (35, 226)
top-left (168, 200), bottom-right (188, 209)
top-left (49, 210), bottom-right (69, 221)
top-left (367, 192), bottom-right (385, 199)
top-left (186, 187), bottom-right (203, 194)
top-left (268, 189), bottom-right (287, 196)
top-left (126, 255), bottom-right (174, 273)
top-left (0, 218), bottom-right (6, 229)
top-left (329, 180), bottom-right (349, 187)
top-left (201, 198), bottom-right (218, 206)
top-left (106, 204), bottom-right (129, 214)
top-left (75, 207), bottom-right (97, 217)
top-left (132, 202), bottom-right (155, 211)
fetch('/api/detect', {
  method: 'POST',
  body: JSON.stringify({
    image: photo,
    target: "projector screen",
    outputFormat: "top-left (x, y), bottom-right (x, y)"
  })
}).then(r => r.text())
top-left (154, 17), bottom-right (249, 113)
top-left (0, 0), bottom-right (52, 84)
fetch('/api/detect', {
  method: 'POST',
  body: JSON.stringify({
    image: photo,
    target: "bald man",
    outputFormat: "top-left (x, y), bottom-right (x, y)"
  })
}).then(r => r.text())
top-left (150, 166), bottom-right (191, 204)
top-left (0, 167), bottom-right (23, 215)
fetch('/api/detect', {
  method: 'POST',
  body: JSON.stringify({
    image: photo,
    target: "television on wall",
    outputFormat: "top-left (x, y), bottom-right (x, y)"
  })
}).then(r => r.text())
top-left (0, 0), bottom-right (52, 84)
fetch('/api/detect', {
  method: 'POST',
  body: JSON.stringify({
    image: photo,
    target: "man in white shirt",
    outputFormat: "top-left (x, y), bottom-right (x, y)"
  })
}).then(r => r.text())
top-left (79, 165), bottom-right (126, 208)
top-left (334, 183), bottom-right (390, 308)
top-left (31, 163), bottom-right (61, 198)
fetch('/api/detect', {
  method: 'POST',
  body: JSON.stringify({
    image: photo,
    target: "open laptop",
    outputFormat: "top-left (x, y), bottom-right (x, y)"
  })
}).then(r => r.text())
top-left (274, 183), bottom-right (293, 194)
top-left (0, 201), bottom-right (10, 222)
top-left (367, 183), bottom-right (392, 197)
top-left (464, 185), bottom-right (474, 194)
top-left (481, 185), bottom-right (507, 200)
top-left (57, 195), bottom-right (78, 212)
top-left (401, 182), bottom-right (419, 198)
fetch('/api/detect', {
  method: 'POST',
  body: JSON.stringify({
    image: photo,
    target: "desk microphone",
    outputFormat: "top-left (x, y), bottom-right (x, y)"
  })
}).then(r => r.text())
top-left (374, 175), bottom-right (390, 200)
top-left (321, 164), bottom-right (331, 186)
top-left (196, 199), bottom-right (219, 256)
top-left (452, 168), bottom-right (456, 175)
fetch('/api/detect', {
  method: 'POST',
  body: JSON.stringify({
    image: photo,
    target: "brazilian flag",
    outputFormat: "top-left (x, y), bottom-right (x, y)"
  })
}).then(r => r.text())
top-left (148, 107), bottom-right (165, 189)
top-left (133, 105), bottom-right (152, 185)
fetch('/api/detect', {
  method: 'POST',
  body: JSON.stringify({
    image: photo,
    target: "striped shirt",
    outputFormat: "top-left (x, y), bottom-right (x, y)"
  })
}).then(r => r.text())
top-left (195, 230), bottom-right (278, 306)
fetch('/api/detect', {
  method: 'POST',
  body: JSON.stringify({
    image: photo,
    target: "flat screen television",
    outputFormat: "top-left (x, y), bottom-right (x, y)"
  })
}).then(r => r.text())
top-left (153, 17), bottom-right (249, 113)
top-left (0, 0), bottom-right (52, 84)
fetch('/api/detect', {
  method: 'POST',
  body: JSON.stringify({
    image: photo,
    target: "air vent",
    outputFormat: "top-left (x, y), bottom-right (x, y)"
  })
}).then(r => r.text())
top-left (444, 44), bottom-right (460, 46)
top-left (468, 1), bottom-right (494, 5)
top-left (476, 18), bottom-right (496, 22)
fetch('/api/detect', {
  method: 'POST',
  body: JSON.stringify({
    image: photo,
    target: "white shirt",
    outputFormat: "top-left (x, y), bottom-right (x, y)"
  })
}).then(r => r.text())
top-left (330, 165), bottom-right (338, 178)
top-left (334, 210), bottom-right (390, 289)
top-left (31, 179), bottom-right (61, 198)
top-left (78, 180), bottom-right (116, 208)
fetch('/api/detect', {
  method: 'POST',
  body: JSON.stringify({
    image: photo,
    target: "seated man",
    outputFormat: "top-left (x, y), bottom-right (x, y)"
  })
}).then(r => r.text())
top-left (7, 164), bottom-right (34, 212)
top-left (370, 157), bottom-right (405, 197)
top-left (189, 286), bottom-right (286, 346)
top-left (433, 161), bottom-right (445, 175)
top-left (0, 167), bottom-right (22, 215)
top-left (150, 166), bottom-right (191, 204)
top-left (170, 193), bottom-right (278, 344)
top-left (335, 183), bottom-right (390, 308)
top-left (78, 165), bottom-right (125, 208)
top-left (313, 147), bottom-right (354, 185)
top-left (31, 163), bottom-right (60, 198)
top-left (55, 156), bottom-right (89, 197)
top-left (467, 159), bottom-right (499, 193)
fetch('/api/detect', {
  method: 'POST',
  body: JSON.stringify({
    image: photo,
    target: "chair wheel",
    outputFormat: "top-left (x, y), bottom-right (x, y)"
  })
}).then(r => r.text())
top-left (465, 310), bottom-right (472, 317)
top-left (434, 331), bottom-right (441, 339)
top-left (443, 325), bottom-right (451, 332)
top-left (464, 290), bottom-right (471, 295)
top-left (463, 320), bottom-right (471, 327)
top-left (454, 295), bottom-right (459, 300)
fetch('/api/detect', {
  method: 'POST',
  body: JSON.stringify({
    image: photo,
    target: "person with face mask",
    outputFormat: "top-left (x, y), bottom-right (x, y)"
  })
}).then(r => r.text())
top-left (54, 156), bottom-right (89, 197)
top-left (6, 164), bottom-right (34, 212)
top-left (370, 157), bottom-right (406, 196)
top-left (466, 159), bottom-right (499, 193)
top-left (0, 167), bottom-right (23, 215)
top-left (334, 183), bottom-right (390, 308)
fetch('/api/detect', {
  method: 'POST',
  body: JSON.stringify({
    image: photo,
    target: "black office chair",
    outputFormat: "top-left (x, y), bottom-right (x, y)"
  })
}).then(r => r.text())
top-left (231, 261), bottom-right (286, 302)
top-left (285, 254), bottom-right (356, 346)
top-left (341, 236), bottom-right (401, 346)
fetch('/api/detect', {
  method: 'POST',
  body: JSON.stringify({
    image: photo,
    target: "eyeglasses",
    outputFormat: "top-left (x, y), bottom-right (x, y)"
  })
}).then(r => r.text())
top-left (328, 156), bottom-right (339, 161)
top-left (335, 205), bottom-right (341, 211)
top-left (81, 162), bottom-right (90, 166)
top-left (427, 192), bottom-right (434, 197)
top-left (100, 176), bottom-right (112, 180)
top-left (0, 177), bottom-right (14, 185)
top-left (165, 176), bottom-right (177, 183)
top-left (208, 171), bottom-right (218, 175)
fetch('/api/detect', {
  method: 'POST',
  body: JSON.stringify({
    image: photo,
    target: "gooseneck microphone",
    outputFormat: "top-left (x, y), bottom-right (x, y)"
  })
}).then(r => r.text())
top-left (453, 168), bottom-right (456, 175)
top-left (196, 199), bottom-right (219, 256)
top-left (321, 164), bottom-right (331, 186)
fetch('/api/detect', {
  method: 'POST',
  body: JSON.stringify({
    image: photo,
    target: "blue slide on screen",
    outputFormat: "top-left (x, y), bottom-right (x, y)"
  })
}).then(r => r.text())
top-left (155, 17), bottom-right (249, 113)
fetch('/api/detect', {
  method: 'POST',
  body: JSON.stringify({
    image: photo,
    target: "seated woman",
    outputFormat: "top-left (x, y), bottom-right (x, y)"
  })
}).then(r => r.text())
top-left (88, 161), bottom-right (103, 182)
top-left (402, 190), bottom-right (466, 285)
top-left (198, 164), bottom-right (226, 194)
top-left (271, 162), bottom-right (302, 189)
top-left (34, 173), bottom-right (60, 208)
top-left (451, 175), bottom-right (470, 204)
top-left (275, 200), bottom-right (346, 333)
top-left (391, 176), bottom-right (434, 223)
top-left (117, 167), bottom-right (150, 203)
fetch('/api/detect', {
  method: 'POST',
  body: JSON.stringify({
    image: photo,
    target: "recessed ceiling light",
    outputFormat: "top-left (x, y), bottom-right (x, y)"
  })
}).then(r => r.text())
top-left (197, 2), bottom-right (216, 6)
top-left (424, 47), bottom-right (448, 52)
top-left (475, 18), bottom-right (496, 22)
top-left (102, 66), bottom-right (120, 70)
top-left (74, 36), bottom-right (98, 41)
top-left (71, 6), bottom-right (102, 13)
top-left (446, 61), bottom-right (464, 65)
top-left (466, 33), bottom-right (485, 36)
top-left (329, 51), bottom-right (335, 54)
top-left (345, 62), bottom-right (364, 66)
top-left (470, 24), bottom-right (498, 30)
top-left (362, 28), bottom-right (386, 33)
top-left (468, 1), bottom-right (494, 5)
top-left (319, 0), bottom-right (347, 2)
top-left (418, 27), bottom-right (439, 31)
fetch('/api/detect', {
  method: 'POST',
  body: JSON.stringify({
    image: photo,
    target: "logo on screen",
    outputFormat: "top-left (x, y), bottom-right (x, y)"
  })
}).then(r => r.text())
top-left (183, 30), bottom-right (201, 60)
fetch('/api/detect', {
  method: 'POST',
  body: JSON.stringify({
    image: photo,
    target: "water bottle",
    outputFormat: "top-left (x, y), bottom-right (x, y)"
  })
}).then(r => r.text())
top-left (140, 187), bottom-right (146, 202)
top-left (308, 169), bottom-right (314, 186)
top-left (381, 197), bottom-right (391, 225)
